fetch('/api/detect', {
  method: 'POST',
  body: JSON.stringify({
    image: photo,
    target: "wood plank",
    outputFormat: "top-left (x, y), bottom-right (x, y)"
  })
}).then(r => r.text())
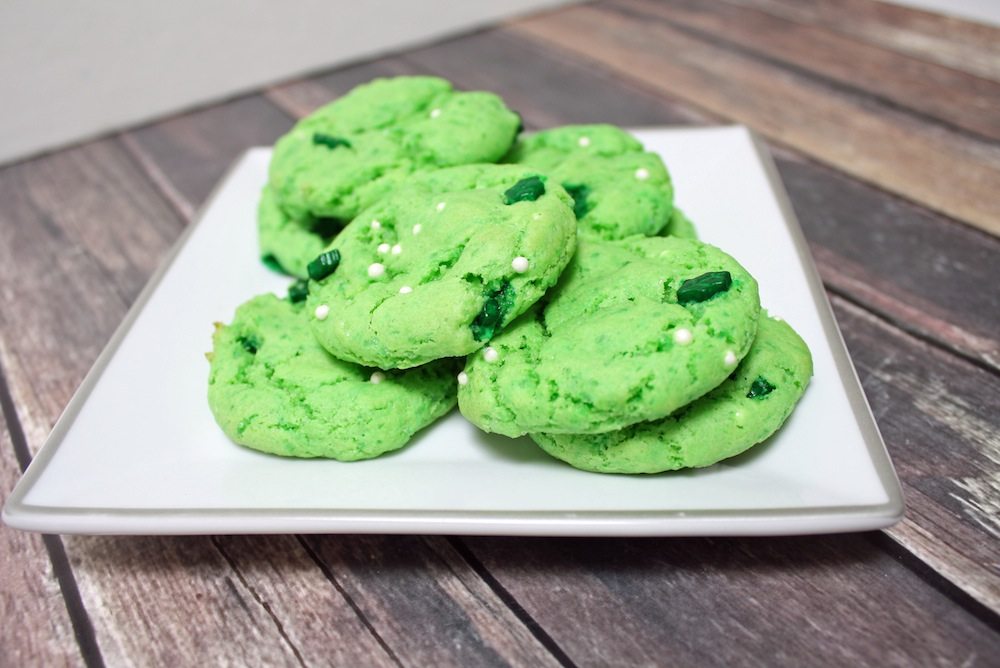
top-left (305, 535), bottom-right (562, 666)
top-left (0, 408), bottom-right (83, 667)
top-left (399, 28), bottom-right (1000, 370)
top-left (507, 4), bottom-right (1000, 236)
top-left (829, 296), bottom-right (1000, 611)
top-left (463, 530), bottom-right (999, 666)
top-left (735, 0), bottom-right (1000, 82)
top-left (617, 0), bottom-right (1000, 141)
top-left (123, 94), bottom-right (293, 215)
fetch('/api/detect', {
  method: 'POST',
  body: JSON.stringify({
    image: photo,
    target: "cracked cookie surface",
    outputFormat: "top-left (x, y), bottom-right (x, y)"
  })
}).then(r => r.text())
top-left (458, 236), bottom-right (760, 437)
top-left (505, 124), bottom-right (673, 239)
top-left (306, 164), bottom-right (578, 369)
top-left (530, 315), bottom-right (812, 473)
top-left (207, 293), bottom-right (457, 460)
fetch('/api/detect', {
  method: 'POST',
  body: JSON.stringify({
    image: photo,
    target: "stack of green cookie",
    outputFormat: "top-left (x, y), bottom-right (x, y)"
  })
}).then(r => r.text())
top-left (207, 75), bottom-right (812, 472)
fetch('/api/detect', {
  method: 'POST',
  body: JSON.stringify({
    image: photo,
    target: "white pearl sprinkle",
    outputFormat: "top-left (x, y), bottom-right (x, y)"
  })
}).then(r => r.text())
top-left (370, 371), bottom-right (385, 384)
top-left (532, 212), bottom-right (542, 220)
top-left (483, 347), bottom-right (499, 363)
top-left (412, 224), bottom-right (422, 235)
top-left (457, 372), bottom-right (469, 386)
top-left (578, 136), bottom-right (591, 147)
top-left (377, 243), bottom-right (390, 254)
top-left (673, 328), bottom-right (693, 345)
top-left (314, 304), bottom-right (330, 320)
top-left (635, 167), bottom-right (650, 181)
top-left (511, 256), bottom-right (529, 273)
top-left (724, 350), bottom-right (738, 367)
top-left (368, 262), bottom-right (386, 278)
top-left (391, 244), bottom-right (402, 255)
top-left (430, 108), bottom-right (442, 118)
top-left (399, 285), bottom-right (413, 294)
top-left (436, 201), bottom-right (446, 212)
top-left (370, 219), bottom-right (382, 230)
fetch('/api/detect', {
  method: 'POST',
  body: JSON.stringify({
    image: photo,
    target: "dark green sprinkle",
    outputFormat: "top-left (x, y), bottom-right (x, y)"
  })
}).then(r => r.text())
top-left (237, 335), bottom-right (259, 355)
top-left (307, 249), bottom-right (341, 281)
top-left (310, 216), bottom-right (344, 241)
top-left (677, 271), bottom-right (732, 305)
top-left (287, 279), bottom-right (309, 303)
top-left (312, 133), bottom-right (352, 150)
top-left (503, 176), bottom-right (545, 205)
top-left (747, 376), bottom-right (776, 399)
top-left (261, 253), bottom-right (286, 274)
top-left (563, 183), bottom-right (591, 220)
top-left (471, 281), bottom-right (516, 341)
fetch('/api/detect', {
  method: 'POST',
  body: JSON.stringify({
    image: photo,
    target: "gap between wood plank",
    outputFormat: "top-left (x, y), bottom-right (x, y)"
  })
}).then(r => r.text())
top-left (868, 532), bottom-right (1000, 632)
top-left (209, 537), bottom-right (307, 668)
top-left (446, 537), bottom-right (577, 668)
top-left (294, 536), bottom-right (403, 668)
top-left (614, 0), bottom-right (1000, 145)
top-left (0, 362), bottom-right (105, 668)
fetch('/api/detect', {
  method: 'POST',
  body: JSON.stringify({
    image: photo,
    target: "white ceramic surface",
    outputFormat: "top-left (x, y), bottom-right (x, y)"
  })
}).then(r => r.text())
top-left (2, 126), bottom-right (904, 536)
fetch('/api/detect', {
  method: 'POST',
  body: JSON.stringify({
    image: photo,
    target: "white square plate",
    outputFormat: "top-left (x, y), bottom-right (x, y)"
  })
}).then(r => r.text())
top-left (3, 127), bottom-right (904, 536)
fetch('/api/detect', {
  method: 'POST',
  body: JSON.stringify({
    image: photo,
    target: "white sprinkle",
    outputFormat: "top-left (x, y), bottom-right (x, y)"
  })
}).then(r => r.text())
top-left (398, 285), bottom-right (413, 294)
top-left (532, 212), bottom-right (542, 220)
top-left (578, 136), bottom-right (591, 147)
top-left (772, 315), bottom-right (784, 322)
top-left (511, 256), bottom-right (530, 273)
top-left (635, 167), bottom-right (650, 181)
top-left (370, 219), bottom-right (382, 230)
top-left (370, 371), bottom-right (385, 384)
top-left (430, 108), bottom-right (442, 118)
top-left (391, 244), bottom-right (402, 255)
top-left (368, 262), bottom-right (386, 278)
top-left (673, 328), bottom-right (693, 345)
top-left (457, 372), bottom-right (469, 386)
top-left (436, 201), bottom-right (447, 212)
top-left (734, 409), bottom-right (744, 424)
top-left (412, 224), bottom-right (422, 235)
top-left (483, 347), bottom-right (499, 363)
top-left (377, 243), bottom-right (390, 255)
top-left (314, 304), bottom-right (330, 320)
top-left (724, 350), bottom-right (738, 367)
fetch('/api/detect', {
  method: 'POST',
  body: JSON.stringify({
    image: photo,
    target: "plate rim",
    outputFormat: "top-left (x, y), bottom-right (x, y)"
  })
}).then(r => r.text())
top-left (2, 126), bottom-right (905, 536)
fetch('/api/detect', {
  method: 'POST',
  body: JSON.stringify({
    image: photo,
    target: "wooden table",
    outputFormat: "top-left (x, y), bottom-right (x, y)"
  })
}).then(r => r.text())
top-left (2, 1), bottom-right (998, 665)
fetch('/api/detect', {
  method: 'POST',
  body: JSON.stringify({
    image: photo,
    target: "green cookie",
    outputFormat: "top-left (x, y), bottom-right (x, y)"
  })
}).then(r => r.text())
top-left (258, 185), bottom-right (343, 278)
top-left (306, 164), bottom-right (577, 369)
top-left (269, 76), bottom-right (520, 222)
top-left (207, 293), bottom-right (457, 460)
top-left (662, 206), bottom-right (698, 240)
top-left (458, 236), bottom-right (761, 437)
top-left (530, 315), bottom-right (812, 473)
top-left (505, 124), bottom-right (673, 239)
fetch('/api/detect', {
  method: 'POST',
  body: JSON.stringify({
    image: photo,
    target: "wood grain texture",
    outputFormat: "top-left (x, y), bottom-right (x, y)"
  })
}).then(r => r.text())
top-left (616, 0), bottom-right (1000, 141)
top-left (736, 0), bottom-right (1000, 82)
top-left (463, 532), bottom-right (1000, 667)
top-left (829, 296), bottom-right (1000, 611)
top-left (508, 4), bottom-right (1000, 236)
top-left (0, 410), bottom-right (82, 668)
top-left (305, 535), bottom-right (562, 666)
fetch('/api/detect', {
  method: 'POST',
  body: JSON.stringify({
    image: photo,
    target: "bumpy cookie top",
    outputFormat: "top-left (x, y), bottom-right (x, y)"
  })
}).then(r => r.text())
top-left (531, 315), bottom-right (813, 473)
top-left (505, 124), bottom-right (673, 239)
top-left (269, 76), bottom-right (521, 221)
top-left (306, 164), bottom-right (577, 369)
top-left (207, 293), bottom-right (457, 460)
top-left (458, 236), bottom-right (761, 437)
